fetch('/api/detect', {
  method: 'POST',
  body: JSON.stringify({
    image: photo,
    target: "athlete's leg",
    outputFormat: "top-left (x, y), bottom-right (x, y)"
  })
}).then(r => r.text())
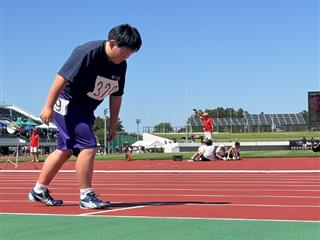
top-left (38, 149), bottom-right (72, 185)
top-left (76, 148), bottom-right (97, 189)
top-left (29, 149), bottom-right (71, 206)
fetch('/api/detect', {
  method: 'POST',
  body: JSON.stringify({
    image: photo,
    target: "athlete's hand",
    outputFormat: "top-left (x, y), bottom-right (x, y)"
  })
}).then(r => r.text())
top-left (40, 107), bottom-right (54, 125)
top-left (107, 126), bottom-right (117, 141)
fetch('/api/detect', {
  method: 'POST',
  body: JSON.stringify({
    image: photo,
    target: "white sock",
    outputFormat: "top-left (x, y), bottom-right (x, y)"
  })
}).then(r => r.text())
top-left (34, 182), bottom-right (48, 194)
top-left (80, 188), bottom-right (93, 200)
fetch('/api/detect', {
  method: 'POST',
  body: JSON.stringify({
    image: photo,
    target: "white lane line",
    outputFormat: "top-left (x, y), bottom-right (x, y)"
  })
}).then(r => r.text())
top-left (1, 212), bottom-right (319, 223)
top-left (79, 203), bottom-right (165, 216)
top-left (1, 170), bottom-right (320, 173)
top-left (79, 205), bottom-right (149, 216)
top-left (2, 192), bottom-right (319, 199)
top-left (2, 186), bottom-right (319, 192)
top-left (1, 200), bottom-right (319, 209)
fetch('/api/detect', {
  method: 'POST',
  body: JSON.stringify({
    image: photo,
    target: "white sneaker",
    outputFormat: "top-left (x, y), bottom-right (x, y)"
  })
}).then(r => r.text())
top-left (80, 191), bottom-right (110, 209)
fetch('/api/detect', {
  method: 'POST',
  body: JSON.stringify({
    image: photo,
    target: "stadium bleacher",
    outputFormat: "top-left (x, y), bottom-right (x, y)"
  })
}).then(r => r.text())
top-left (190, 113), bottom-right (306, 130)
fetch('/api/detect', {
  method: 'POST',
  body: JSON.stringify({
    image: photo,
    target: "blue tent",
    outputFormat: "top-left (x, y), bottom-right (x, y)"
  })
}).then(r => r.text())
top-left (24, 125), bottom-right (35, 131)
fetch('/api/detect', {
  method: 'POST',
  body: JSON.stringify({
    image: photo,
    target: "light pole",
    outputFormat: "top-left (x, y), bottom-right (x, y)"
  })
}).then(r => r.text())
top-left (104, 108), bottom-right (108, 155)
top-left (230, 109), bottom-right (232, 133)
top-left (136, 119), bottom-right (141, 141)
top-left (216, 110), bottom-right (219, 133)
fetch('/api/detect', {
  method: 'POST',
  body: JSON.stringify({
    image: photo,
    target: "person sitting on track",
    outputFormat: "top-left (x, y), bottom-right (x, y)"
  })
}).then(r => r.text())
top-left (193, 139), bottom-right (215, 161)
top-left (190, 138), bottom-right (208, 161)
top-left (215, 144), bottom-right (228, 161)
top-left (311, 141), bottom-right (320, 152)
top-left (226, 142), bottom-right (241, 160)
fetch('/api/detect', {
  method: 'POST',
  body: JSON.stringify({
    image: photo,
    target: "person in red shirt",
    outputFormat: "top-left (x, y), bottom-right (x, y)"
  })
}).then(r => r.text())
top-left (194, 110), bottom-right (215, 140)
top-left (30, 128), bottom-right (40, 162)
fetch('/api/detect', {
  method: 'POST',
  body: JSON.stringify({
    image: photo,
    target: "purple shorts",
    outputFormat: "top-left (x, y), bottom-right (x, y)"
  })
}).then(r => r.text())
top-left (54, 108), bottom-right (97, 156)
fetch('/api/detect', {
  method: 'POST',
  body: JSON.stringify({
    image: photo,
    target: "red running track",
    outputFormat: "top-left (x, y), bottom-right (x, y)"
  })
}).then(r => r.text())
top-left (0, 157), bottom-right (319, 221)
top-left (1, 157), bottom-right (320, 171)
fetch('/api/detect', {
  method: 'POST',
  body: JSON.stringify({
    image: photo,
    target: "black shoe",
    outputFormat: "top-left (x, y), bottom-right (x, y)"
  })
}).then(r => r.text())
top-left (28, 189), bottom-right (63, 206)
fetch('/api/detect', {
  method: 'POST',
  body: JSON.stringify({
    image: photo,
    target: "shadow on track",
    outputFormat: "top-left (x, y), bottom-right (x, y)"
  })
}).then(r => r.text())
top-left (110, 201), bottom-right (231, 208)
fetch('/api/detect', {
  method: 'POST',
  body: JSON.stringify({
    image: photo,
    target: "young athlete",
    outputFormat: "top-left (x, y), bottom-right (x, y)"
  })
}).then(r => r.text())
top-left (190, 139), bottom-right (215, 161)
top-left (227, 142), bottom-right (241, 160)
top-left (29, 24), bottom-right (142, 209)
top-left (198, 139), bottom-right (215, 161)
top-left (215, 144), bottom-right (228, 160)
top-left (190, 138), bottom-right (208, 161)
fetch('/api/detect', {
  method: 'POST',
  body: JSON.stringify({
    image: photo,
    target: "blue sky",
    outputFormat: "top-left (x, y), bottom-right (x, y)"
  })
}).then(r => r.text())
top-left (1, 0), bottom-right (319, 132)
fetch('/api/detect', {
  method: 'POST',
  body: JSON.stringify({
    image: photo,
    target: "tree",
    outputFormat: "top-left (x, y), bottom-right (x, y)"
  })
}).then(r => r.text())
top-left (153, 122), bottom-right (173, 133)
top-left (300, 110), bottom-right (308, 124)
top-left (193, 107), bottom-right (247, 118)
top-left (93, 116), bottom-right (124, 145)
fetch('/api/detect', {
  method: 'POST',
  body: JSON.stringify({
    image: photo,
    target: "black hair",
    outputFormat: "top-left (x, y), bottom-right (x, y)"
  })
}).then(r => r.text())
top-left (206, 139), bottom-right (213, 146)
top-left (108, 24), bottom-right (142, 52)
top-left (235, 142), bottom-right (240, 146)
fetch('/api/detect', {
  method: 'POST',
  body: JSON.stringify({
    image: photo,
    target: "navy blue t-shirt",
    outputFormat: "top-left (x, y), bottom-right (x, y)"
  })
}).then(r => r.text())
top-left (58, 40), bottom-right (126, 112)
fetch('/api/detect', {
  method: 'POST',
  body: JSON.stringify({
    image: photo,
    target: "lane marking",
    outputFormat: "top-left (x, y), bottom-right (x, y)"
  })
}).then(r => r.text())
top-left (1, 170), bottom-right (320, 173)
top-left (1, 192), bottom-right (320, 199)
top-left (1, 200), bottom-right (319, 208)
top-left (2, 186), bottom-right (319, 192)
top-left (79, 205), bottom-right (151, 216)
top-left (1, 212), bottom-right (319, 223)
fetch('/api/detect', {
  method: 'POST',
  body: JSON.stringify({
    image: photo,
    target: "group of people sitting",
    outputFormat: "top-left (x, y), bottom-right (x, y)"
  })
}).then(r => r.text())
top-left (190, 139), bottom-right (241, 161)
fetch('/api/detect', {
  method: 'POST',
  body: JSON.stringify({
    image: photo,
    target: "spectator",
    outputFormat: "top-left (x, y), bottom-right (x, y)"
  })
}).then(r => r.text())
top-left (301, 136), bottom-right (307, 150)
top-left (311, 141), bottom-right (320, 153)
top-left (124, 146), bottom-right (132, 161)
top-left (30, 128), bottom-right (40, 162)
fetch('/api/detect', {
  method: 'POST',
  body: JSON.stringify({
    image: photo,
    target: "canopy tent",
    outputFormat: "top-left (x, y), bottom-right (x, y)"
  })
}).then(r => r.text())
top-left (0, 120), bottom-right (20, 133)
top-left (0, 122), bottom-right (6, 129)
top-left (15, 119), bottom-right (25, 126)
top-left (132, 140), bottom-right (164, 149)
top-left (15, 119), bottom-right (39, 126)
top-left (36, 123), bottom-right (58, 130)
top-left (24, 125), bottom-right (35, 131)
top-left (24, 119), bottom-right (39, 126)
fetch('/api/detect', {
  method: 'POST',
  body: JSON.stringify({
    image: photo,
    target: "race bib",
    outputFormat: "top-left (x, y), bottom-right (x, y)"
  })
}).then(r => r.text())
top-left (54, 98), bottom-right (69, 116)
top-left (87, 76), bottom-right (119, 101)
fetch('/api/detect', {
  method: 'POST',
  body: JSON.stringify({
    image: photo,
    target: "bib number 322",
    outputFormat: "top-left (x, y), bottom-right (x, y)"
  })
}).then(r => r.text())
top-left (87, 76), bottom-right (119, 101)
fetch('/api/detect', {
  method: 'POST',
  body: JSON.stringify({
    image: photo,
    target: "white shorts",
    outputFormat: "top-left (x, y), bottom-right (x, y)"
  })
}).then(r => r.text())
top-left (204, 132), bottom-right (212, 140)
top-left (30, 147), bottom-right (38, 153)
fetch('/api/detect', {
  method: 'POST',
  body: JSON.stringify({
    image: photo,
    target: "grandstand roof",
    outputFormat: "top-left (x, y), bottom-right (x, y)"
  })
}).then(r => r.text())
top-left (0, 104), bottom-right (57, 129)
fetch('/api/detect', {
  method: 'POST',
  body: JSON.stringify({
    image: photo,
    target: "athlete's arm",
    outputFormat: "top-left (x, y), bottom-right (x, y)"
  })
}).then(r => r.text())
top-left (40, 74), bottom-right (67, 124)
top-left (107, 95), bottom-right (122, 141)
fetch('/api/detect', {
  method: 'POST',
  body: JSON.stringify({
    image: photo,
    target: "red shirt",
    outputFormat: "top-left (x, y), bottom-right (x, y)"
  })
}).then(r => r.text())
top-left (199, 116), bottom-right (215, 132)
top-left (30, 133), bottom-right (40, 147)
